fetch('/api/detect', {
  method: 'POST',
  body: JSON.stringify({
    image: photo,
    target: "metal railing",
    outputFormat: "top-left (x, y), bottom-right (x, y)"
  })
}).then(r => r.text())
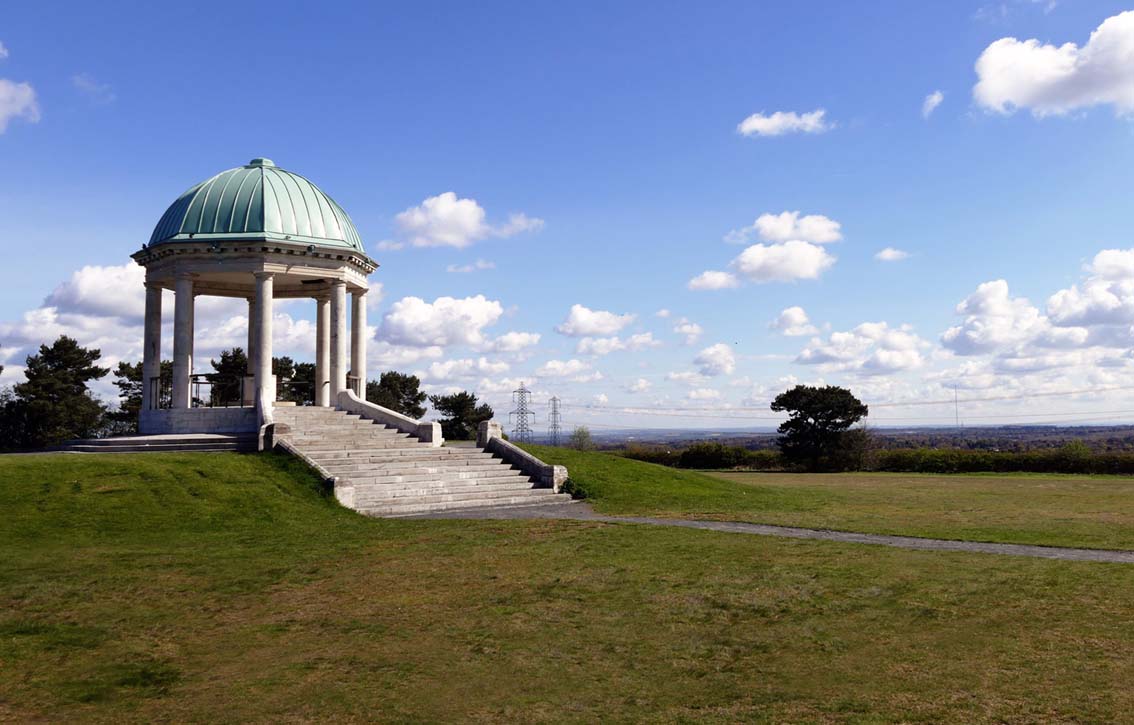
top-left (191, 373), bottom-right (248, 408)
top-left (347, 375), bottom-right (362, 397)
top-left (148, 375), bottom-right (172, 410)
top-left (277, 380), bottom-right (314, 406)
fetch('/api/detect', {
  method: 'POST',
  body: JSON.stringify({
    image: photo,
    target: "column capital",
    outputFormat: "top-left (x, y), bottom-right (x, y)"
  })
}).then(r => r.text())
top-left (252, 271), bottom-right (274, 281)
top-left (144, 281), bottom-right (164, 291)
top-left (175, 271), bottom-right (196, 281)
top-left (352, 287), bottom-right (369, 298)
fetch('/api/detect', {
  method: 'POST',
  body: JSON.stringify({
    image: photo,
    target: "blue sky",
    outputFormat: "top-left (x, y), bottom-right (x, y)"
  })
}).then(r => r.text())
top-left (3, 1), bottom-right (1134, 430)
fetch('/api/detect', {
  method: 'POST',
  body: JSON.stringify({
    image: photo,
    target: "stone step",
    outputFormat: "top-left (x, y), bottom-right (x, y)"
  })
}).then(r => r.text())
top-left (306, 448), bottom-right (494, 461)
top-left (286, 439), bottom-right (422, 451)
top-left (283, 431), bottom-right (409, 443)
top-left (63, 442), bottom-right (253, 453)
top-left (320, 459), bottom-right (511, 474)
top-left (344, 471), bottom-right (531, 487)
top-left (358, 491), bottom-right (573, 517)
top-left (352, 480), bottom-right (544, 501)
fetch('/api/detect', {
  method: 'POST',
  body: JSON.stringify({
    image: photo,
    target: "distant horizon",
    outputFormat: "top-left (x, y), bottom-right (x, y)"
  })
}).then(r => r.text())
top-left (4, 2), bottom-right (1134, 430)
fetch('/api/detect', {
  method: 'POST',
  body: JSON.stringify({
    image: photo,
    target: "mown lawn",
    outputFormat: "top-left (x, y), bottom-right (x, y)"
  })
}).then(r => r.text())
top-left (525, 445), bottom-right (1134, 550)
top-left (1, 452), bottom-right (1131, 722)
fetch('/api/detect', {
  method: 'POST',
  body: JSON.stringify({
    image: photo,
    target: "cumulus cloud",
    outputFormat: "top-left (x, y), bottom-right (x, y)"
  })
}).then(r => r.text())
top-left (375, 240), bottom-right (405, 252)
top-left (673, 318), bottom-right (703, 345)
top-left (875, 247), bottom-right (910, 262)
top-left (688, 388), bottom-right (721, 400)
top-left (536, 359), bottom-right (596, 381)
top-left (576, 332), bottom-right (660, 356)
top-left (732, 241), bottom-right (836, 283)
top-left (737, 109), bottom-right (833, 137)
top-left (483, 331), bottom-right (541, 353)
top-left (922, 90), bottom-right (944, 118)
top-left (667, 370), bottom-right (711, 386)
top-left (45, 264), bottom-right (146, 321)
top-left (655, 308), bottom-right (671, 318)
top-left (687, 270), bottom-right (740, 291)
top-left (974, 11), bottom-right (1134, 116)
top-left (798, 321), bottom-right (928, 375)
top-left (419, 357), bottom-right (510, 381)
top-left (381, 294), bottom-right (503, 347)
top-left (369, 341), bottom-right (444, 369)
top-left (694, 343), bottom-right (736, 376)
top-left (394, 192), bottom-right (544, 248)
top-left (726, 210), bottom-right (842, 245)
top-left (0, 41), bottom-right (8, 60)
top-left (556, 304), bottom-right (636, 337)
top-left (941, 280), bottom-right (1049, 355)
top-left (1047, 249), bottom-right (1134, 327)
top-left (627, 378), bottom-right (652, 393)
top-left (770, 306), bottom-right (818, 336)
top-left (0, 78), bottom-right (40, 133)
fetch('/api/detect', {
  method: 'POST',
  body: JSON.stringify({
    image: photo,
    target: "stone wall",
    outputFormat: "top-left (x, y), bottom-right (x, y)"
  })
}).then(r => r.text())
top-left (139, 407), bottom-right (258, 434)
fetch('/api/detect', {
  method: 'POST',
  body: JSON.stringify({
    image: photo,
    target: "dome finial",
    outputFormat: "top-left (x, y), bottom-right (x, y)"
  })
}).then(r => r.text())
top-left (247, 157), bottom-right (275, 167)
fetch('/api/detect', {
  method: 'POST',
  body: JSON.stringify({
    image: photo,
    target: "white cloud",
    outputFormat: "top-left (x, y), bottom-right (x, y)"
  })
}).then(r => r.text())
top-left (0, 78), bottom-right (40, 133)
top-left (655, 308), bottom-right (671, 318)
top-left (673, 318), bottom-right (703, 345)
top-left (974, 11), bottom-right (1134, 116)
top-left (446, 259), bottom-right (495, 274)
top-left (737, 109), bottom-right (833, 137)
top-left (941, 280), bottom-right (1048, 355)
top-left (798, 321), bottom-right (928, 375)
top-left (72, 73), bottom-right (115, 104)
top-left (375, 240), bottom-right (405, 251)
top-left (922, 90), bottom-right (944, 118)
top-left (483, 331), bottom-right (541, 353)
top-left (1047, 249), bottom-right (1134, 326)
top-left (394, 192), bottom-right (544, 248)
top-left (770, 306), bottom-right (818, 337)
top-left (419, 357), bottom-right (510, 381)
top-left (687, 270), bottom-right (740, 291)
top-left (370, 341), bottom-right (444, 369)
top-left (576, 332), bottom-right (660, 356)
top-left (688, 388), bottom-right (721, 401)
top-left (694, 343), bottom-right (736, 376)
top-left (875, 247), bottom-right (910, 262)
top-left (556, 304), bottom-right (636, 337)
top-left (536, 359), bottom-right (592, 378)
top-left (381, 294), bottom-right (503, 347)
top-left (0, 42), bottom-right (8, 60)
top-left (627, 378), bottom-right (652, 393)
top-left (593, 393), bottom-right (609, 406)
top-left (667, 370), bottom-right (710, 386)
top-left (733, 241), bottom-right (836, 283)
top-left (727, 211), bottom-right (843, 245)
top-left (45, 264), bottom-right (145, 321)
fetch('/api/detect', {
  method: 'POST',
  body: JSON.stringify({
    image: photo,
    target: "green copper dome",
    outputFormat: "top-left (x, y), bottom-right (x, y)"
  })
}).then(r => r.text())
top-left (149, 158), bottom-right (364, 252)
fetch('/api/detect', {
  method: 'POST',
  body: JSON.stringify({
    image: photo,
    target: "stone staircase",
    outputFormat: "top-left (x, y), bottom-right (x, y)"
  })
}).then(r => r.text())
top-left (272, 407), bottom-right (573, 517)
top-left (58, 433), bottom-right (258, 453)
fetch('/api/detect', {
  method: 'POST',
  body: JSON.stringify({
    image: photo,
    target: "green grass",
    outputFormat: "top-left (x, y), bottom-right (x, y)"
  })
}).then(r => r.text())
top-left (525, 445), bottom-right (1134, 550)
top-left (1, 452), bottom-right (1132, 722)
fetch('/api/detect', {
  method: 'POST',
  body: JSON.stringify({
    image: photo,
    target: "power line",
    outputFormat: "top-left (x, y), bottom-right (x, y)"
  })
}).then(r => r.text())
top-left (509, 382), bottom-right (535, 444)
top-left (547, 395), bottom-right (562, 446)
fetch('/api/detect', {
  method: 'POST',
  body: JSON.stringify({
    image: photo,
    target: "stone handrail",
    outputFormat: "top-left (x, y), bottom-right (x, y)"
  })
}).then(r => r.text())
top-left (477, 421), bottom-right (568, 492)
top-left (336, 390), bottom-right (443, 447)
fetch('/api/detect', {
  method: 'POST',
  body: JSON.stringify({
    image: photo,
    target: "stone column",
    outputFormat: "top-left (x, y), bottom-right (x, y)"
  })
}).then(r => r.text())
top-left (253, 272), bottom-right (275, 413)
top-left (171, 272), bottom-right (195, 408)
top-left (329, 280), bottom-right (347, 398)
top-left (350, 289), bottom-right (367, 398)
top-left (315, 295), bottom-right (331, 406)
top-left (140, 282), bottom-right (162, 413)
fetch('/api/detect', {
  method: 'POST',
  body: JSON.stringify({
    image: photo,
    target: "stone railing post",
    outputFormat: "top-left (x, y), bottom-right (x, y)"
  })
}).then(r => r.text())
top-left (478, 420), bottom-right (503, 448)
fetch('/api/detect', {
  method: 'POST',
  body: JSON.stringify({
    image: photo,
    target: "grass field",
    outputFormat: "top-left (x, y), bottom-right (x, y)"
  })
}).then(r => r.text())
top-left (1, 451), bottom-right (1132, 722)
top-left (525, 445), bottom-right (1134, 550)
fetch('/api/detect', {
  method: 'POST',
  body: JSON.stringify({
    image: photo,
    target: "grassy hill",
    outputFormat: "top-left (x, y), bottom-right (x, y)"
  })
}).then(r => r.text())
top-left (524, 444), bottom-right (1134, 549)
top-left (1, 451), bottom-right (1132, 722)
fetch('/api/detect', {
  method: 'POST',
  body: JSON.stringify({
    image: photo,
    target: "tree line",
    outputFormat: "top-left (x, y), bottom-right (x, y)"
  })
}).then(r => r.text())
top-left (0, 335), bottom-right (496, 450)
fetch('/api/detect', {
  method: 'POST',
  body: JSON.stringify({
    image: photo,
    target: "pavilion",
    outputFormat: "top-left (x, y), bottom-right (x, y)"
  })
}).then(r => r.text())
top-left (132, 158), bottom-right (376, 436)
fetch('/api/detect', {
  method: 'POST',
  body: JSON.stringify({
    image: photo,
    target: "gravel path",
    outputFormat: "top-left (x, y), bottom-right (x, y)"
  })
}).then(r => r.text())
top-left (411, 501), bottom-right (1134, 564)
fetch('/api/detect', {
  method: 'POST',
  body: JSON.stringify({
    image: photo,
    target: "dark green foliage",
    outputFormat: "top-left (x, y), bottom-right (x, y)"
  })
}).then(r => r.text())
top-left (870, 442), bottom-right (1134, 475)
top-left (275, 357), bottom-right (314, 405)
top-left (208, 348), bottom-right (248, 406)
top-left (367, 371), bottom-right (427, 418)
top-left (4, 336), bottom-right (109, 448)
top-left (771, 385), bottom-right (869, 471)
top-left (108, 360), bottom-right (172, 432)
top-left (619, 444), bottom-right (682, 467)
top-left (428, 391), bottom-right (493, 440)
